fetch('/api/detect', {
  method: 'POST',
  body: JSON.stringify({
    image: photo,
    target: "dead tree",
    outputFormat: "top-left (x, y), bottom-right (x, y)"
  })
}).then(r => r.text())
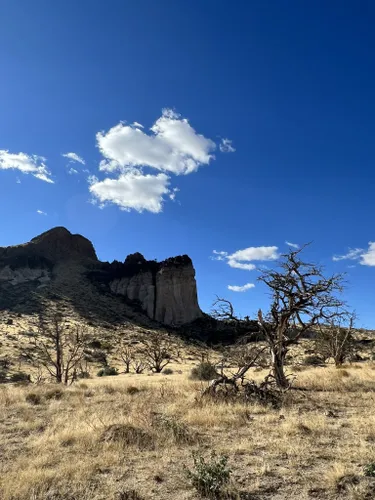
top-left (257, 247), bottom-right (345, 387)
top-left (213, 246), bottom-right (346, 389)
top-left (315, 312), bottom-right (355, 366)
top-left (24, 313), bottom-right (88, 385)
top-left (120, 345), bottom-right (134, 373)
top-left (140, 332), bottom-right (175, 373)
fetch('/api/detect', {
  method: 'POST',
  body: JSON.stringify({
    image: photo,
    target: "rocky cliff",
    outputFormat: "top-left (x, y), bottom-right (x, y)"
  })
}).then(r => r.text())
top-left (0, 227), bottom-right (202, 326)
top-left (107, 254), bottom-right (202, 325)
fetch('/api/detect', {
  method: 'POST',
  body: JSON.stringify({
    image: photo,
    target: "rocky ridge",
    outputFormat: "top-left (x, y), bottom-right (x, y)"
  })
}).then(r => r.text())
top-left (0, 227), bottom-right (202, 326)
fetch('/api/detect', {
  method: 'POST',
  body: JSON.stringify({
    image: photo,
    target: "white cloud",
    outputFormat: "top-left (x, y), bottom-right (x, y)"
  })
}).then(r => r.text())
top-left (68, 168), bottom-right (79, 175)
top-left (285, 241), bottom-right (299, 249)
top-left (62, 152), bottom-right (85, 165)
top-left (89, 171), bottom-right (171, 213)
top-left (219, 138), bottom-right (236, 153)
top-left (211, 246), bottom-right (279, 271)
top-left (228, 283), bottom-right (255, 292)
top-left (96, 108), bottom-right (216, 176)
top-left (0, 150), bottom-right (53, 183)
top-left (132, 122), bottom-right (144, 129)
top-left (229, 246), bottom-right (279, 262)
top-left (333, 248), bottom-right (363, 262)
top-left (36, 209), bottom-right (47, 216)
top-left (360, 242), bottom-right (375, 267)
top-left (227, 259), bottom-right (257, 271)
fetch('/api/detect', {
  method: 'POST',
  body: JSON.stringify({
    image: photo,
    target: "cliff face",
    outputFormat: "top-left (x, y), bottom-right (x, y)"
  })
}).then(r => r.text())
top-left (0, 227), bottom-right (202, 326)
top-left (107, 255), bottom-right (202, 325)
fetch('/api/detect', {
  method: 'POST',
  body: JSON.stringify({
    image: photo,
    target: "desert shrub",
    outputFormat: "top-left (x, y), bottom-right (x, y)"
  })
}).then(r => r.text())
top-left (364, 462), bottom-right (375, 477)
top-left (126, 386), bottom-right (140, 395)
top-left (185, 450), bottom-right (232, 498)
top-left (115, 489), bottom-right (144, 500)
top-left (303, 355), bottom-right (324, 366)
top-left (97, 366), bottom-right (118, 377)
top-left (0, 370), bottom-right (8, 383)
top-left (163, 368), bottom-right (174, 375)
top-left (153, 413), bottom-right (195, 444)
top-left (100, 424), bottom-right (154, 450)
top-left (44, 387), bottom-right (64, 400)
top-left (26, 392), bottom-right (42, 405)
top-left (190, 362), bottom-right (218, 381)
top-left (9, 371), bottom-right (31, 383)
top-left (77, 371), bottom-right (91, 379)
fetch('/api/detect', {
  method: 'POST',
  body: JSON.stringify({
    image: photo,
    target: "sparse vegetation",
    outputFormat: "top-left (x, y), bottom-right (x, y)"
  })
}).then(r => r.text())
top-left (185, 450), bottom-right (232, 498)
top-left (97, 366), bottom-right (118, 377)
top-left (190, 361), bottom-right (218, 381)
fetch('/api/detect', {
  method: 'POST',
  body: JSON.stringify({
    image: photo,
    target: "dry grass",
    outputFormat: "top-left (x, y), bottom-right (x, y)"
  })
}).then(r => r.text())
top-left (0, 363), bottom-right (375, 499)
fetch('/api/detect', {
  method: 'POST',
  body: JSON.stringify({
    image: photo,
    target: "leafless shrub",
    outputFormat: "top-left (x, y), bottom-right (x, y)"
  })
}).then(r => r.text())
top-left (21, 313), bottom-right (88, 385)
top-left (315, 312), bottom-right (356, 367)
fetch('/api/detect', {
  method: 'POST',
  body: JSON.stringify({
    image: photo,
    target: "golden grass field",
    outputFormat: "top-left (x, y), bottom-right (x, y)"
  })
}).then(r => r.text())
top-left (1, 359), bottom-right (375, 500)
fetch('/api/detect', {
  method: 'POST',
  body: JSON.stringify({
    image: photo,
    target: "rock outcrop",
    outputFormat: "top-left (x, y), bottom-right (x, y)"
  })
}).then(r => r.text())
top-left (107, 255), bottom-right (202, 325)
top-left (0, 227), bottom-right (202, 326)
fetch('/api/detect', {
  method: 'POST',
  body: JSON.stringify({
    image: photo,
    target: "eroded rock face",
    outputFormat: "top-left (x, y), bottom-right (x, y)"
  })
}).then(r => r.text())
top-left (107, 255), bottom-right (202, 325)
top-left (110, 271), bottom-right (155, 319)
top-left (0, 266), bottom-right (50, 287)
top-left (154, 263), bottom-right (202, 325)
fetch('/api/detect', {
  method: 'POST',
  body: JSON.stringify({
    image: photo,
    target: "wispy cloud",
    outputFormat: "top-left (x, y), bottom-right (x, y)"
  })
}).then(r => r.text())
top-left (219, 138), bottom-right (236, 153)
top-left (62, 152), bottom-right (85, 165)
top-left (68, 168), bottom-right (79, 175)
top-left (211, 246), bottom-right (279, 271)
top-left (333, 243), bottom-right (375, 267)
top-left (228, 283), bottom-right (255, 292)
top-left (0, 150), bottom-right (53, 183)
top-left (332, 248), bottom-right (364, 262)
top-left (285, 241), bottom-right (299, 249)
top-left (36, 209), bottom-right (47, 216)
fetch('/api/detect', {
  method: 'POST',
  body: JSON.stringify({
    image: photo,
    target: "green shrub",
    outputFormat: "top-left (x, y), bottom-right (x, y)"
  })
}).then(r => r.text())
top-left (97, 366), bottom-right (118, 377)
top-left (190, 362), bottom-right (218, 381)
top-left (364, 462), bottom-right (375, 477)
top-left (185, 450), bottom-right (232, 498)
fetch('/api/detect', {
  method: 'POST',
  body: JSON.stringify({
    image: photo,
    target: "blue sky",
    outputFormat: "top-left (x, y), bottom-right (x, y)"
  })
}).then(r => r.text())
top-left (1, 0), bottom-right (375, 327)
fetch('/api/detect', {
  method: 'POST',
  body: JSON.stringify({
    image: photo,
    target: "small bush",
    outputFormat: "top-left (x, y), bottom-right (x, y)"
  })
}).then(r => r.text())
top-left (26, 392), bottom-right (42, 405)
top-left (163, 368), bottom-right (174, 375)
top-left (153, 413), bottom-right (195, 444)
top-left (185, 450), bottom-right (232, 498)
top-left (44, 388), bottom-right (64, 400)
top-left (9, 372), bottom-right (31, 383)
top-left (126, 386), bottom-right (140, 395)
top-left (115, 489), bottom-right (144, 500)
top-left (100, 424), bottom-right (154, 450)
top-left (77, 371), bottom-right (91, 379)
top-left (97, 366), bottom-right (118, 377)
top-left (190, 362), bottom-right (218, 381)
top-left (364, 462), bottom-right (375, 477)
top-left (303, 355), bottom-right (324, 366)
